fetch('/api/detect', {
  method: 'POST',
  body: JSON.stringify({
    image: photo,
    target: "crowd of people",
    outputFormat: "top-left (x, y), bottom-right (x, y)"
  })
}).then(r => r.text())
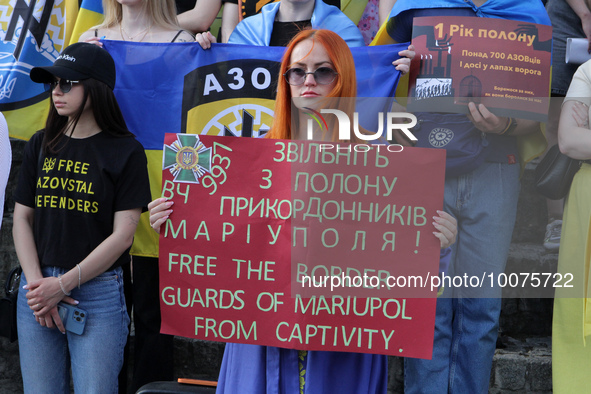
top-left (3, 0), bottom-right (591, 393)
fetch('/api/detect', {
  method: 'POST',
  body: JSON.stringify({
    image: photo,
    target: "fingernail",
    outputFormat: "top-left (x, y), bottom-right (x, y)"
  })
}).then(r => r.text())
top-left (73, 300), bottom-right (79, 305)
top-left (166, 201), bottom-right (174, 207)
top-left (432, 222), bottom-right (440, 227)
top-left (23, 285), bottom-right (28, 289)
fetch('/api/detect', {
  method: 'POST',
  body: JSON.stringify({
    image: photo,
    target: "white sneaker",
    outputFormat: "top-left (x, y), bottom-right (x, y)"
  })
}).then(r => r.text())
top-left (543, 219), bottom-right (562, 251)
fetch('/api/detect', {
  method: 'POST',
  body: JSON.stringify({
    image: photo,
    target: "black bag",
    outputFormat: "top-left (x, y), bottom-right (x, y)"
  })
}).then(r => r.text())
top-left (534, 144), bottom-right (582, 200)
top-left (0, 266), bottom-right (22, 342)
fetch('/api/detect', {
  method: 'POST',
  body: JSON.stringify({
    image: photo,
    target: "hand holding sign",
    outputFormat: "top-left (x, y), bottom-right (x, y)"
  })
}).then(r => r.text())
top-left (157, 134), bottom-right (447, 359)
top-left (148, 198), bottom-right (174, 234)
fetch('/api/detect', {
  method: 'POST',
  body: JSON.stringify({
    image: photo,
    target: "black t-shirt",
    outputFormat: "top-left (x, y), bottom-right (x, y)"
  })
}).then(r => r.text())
top-left (15, 131), bottom-right (151, 270)
top-left (270, 20), bottom-right (312, 47)
top-left (388, 8), bottom-right (475, 43)
top-left (175, 0), bottom-right (197, 14)
top-left (223, 0), bottom-right (340, 18)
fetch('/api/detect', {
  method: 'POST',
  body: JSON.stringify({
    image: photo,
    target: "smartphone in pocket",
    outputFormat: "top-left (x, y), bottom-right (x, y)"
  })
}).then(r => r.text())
top-left (57, 302), bottom-right (88, 335)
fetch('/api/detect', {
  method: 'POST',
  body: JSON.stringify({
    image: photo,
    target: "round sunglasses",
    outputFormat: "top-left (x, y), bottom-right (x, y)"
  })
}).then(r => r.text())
top-left (45, 79), bottom-right (80, 93)
top-left (283, 67), bottom-right (338, 86)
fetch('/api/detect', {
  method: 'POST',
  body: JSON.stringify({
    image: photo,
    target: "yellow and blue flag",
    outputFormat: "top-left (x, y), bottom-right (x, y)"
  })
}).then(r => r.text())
top-left (70, 0), bottom-right (103, 42)
top-left (1, 0), bottom-right (103, 140)
top-left (102, 40), bottom-right (405, 257)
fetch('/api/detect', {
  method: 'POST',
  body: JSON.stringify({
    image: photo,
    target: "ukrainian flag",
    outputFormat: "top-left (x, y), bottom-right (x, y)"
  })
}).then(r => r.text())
top-left (70, 0), bottom-right (104, 42)
top-left (102, 41), bottom-right (404, 258)
top-left (2, 0), bottom-right (103, 140)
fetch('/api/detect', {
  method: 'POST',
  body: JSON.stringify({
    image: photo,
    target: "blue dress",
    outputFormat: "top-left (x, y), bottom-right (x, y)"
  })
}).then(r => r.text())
top-left (216, 250), bottom-right (451, 393)
top-left (217, 344), bottom-right (387, 394)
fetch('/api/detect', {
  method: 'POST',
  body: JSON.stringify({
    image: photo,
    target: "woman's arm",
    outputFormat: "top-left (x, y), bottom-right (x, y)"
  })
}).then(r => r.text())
top-left (221, 2), bottom-right (239, 43)
top-left (12, 203), bottom-right (70, 331)
top-left (0, 116), bottom-right (10, 229)
top-left (559, 100), bottom-right (591, 159)
top-left (467, 102), bottom-right (540, 137)
top-left (148, 197), bottom-right (174, 234)
top-left (178, 0), bottom-right (222, 34)
top-left (24, 208), bottom-right (141, 321)
top-left (566, 0), bottom-right (591, 52)
top-left (393, 44), bottom-right (415, 75)
top-left (13, 203), bottom-right (43, 285)
top-left (379, 0), bottom-right (397, 28)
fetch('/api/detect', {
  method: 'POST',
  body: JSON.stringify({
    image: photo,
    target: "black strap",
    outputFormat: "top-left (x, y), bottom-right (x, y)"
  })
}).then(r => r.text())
top-left (171, 30), bottom-right (183, 43)
top-left (4, 267), bottom-right (21, 296)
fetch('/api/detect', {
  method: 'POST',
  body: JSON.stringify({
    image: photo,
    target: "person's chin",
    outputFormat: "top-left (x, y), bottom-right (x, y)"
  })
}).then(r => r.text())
top-left (292, 96), bottom-right (327, 111)
top-left (56, 109), bottom-right (73, 117)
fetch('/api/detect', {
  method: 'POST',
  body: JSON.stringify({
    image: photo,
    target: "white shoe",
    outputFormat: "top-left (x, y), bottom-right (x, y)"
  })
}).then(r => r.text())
top-left (543, 219), bottom-right (562, 251)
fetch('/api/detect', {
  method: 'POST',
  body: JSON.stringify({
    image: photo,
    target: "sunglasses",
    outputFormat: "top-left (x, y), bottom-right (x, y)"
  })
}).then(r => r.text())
top-left (283, 67), bottom-right (338, 86)
top-left (45, 79), bottom-right (80, 93)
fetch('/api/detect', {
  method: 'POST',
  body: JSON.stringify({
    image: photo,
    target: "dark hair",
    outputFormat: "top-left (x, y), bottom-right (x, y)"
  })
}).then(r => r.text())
top-left (42, 78), bottom-right (133, 154)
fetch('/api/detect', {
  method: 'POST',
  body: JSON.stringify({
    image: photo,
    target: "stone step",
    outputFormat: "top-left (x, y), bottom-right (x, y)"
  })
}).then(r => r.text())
top-left (170, 336), bottom-right (553, 394)
top-left (490, 337), bottom-right (552, 394)
top-left (501, 243), bottom-right (557, 338)
top-left (0, 335), bottom-right (554, 394)
top-left (512, 161), bottom-right (548, 244)
top-left (390, 337), bottom-right (553, 393)
top-left (0, 339), bottom-right (20, 394)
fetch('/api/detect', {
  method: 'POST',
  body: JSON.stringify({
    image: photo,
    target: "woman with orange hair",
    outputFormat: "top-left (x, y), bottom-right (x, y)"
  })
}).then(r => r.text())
top-left (222, 29), bottom-right (391, 393)
top-left (267, 29), bottom-right (358, 142)
top-left (150, 28), bottom-right (456, 393)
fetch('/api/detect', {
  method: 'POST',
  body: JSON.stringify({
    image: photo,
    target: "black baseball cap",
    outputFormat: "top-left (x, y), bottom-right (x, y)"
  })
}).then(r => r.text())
top-left (30, 42), bottom-right (116, 89)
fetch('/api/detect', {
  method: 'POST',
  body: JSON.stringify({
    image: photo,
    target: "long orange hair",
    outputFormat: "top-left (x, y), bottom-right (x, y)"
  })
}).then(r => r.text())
top-left (266, 29), bottom-right (358, 141)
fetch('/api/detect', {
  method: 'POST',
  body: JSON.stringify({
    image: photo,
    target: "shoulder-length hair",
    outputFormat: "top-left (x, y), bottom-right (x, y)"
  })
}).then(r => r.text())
top-left (97, 0), bottom-right (180, 31)
top-left (266, 29), bottom-right (358, 141)
top-left (43, 79), bottom-right (132, 154)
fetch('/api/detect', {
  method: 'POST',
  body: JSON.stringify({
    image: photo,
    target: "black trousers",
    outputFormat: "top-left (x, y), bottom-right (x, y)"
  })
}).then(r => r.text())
top-left (125, 256), bottom-right (175, 393)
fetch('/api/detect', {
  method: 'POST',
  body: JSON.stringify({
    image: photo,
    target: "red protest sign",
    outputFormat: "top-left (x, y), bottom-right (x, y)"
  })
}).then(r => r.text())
top-left (159, 134), bottom-right (445, 359)
top-left (408, 16), bottom-right (552, 121)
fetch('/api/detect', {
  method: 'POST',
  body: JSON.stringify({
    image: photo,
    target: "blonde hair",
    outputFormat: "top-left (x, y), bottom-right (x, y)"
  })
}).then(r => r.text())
top-left (97, 0), bottom-right (180, 30)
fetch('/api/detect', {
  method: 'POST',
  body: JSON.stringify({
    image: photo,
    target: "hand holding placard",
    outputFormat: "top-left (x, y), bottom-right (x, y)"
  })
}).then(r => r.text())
top-left (158, 134), bottom-right (446, 359)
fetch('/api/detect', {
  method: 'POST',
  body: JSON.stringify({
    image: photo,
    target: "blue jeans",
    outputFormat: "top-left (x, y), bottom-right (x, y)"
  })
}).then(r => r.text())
top-left (405, 162), bottom-right (520, 394)
top-left (17, 266), bottom-right (129, 394)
